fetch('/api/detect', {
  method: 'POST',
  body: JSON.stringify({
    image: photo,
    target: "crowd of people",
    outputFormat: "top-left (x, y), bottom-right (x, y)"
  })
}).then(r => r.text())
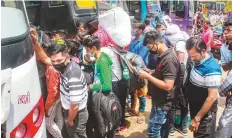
top-left (29, 8), bottom-right (232, 138)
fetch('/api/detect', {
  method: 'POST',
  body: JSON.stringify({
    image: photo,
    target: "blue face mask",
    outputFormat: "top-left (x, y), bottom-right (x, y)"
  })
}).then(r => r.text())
top-left (230, 54), bottom-right (232, 61)
top-left (160, 30), bottom-right (166, 37)
top-left (132, 31), bottom-right (136, 36)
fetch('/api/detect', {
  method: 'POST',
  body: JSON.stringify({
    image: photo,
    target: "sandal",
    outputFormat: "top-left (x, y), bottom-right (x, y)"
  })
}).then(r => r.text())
top-left (128, 110), bottom-right (138, 116)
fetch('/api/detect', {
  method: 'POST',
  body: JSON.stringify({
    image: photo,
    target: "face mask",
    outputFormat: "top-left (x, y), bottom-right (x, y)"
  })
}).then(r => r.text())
top-left (87, 53), bottom-right (96, 63)
top-left (193, 59), bottom-right (203, 65)
top-left (132, 31), bottom-right (136, 36)
top-left (149, 44), bottom-right (158, 54)
top-left (193, 54), bottom-right (205, 65)
top-left (203, 25), bottom-right (209, 31)
top-left (53, 62), bottom-right (67, 72)
top-left (160, 30), bottom-right (166, 37)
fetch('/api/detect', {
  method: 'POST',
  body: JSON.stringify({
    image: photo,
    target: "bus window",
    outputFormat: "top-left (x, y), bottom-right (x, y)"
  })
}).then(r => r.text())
top-left (25, 1), bottom-right (41, 7)
top-left (1, 1), bottom-right (16, 8)
top-left (49, 0), bottom-right (64, 7)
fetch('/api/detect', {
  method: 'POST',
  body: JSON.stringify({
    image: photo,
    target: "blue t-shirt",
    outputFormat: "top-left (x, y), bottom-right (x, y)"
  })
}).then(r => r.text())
top-left (129, 36), bottom-right (148, 65)
top-left (220, 43), bottom-right (231, 66)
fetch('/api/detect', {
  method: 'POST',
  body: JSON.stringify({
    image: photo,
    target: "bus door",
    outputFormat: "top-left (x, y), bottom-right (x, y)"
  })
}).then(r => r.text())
top-left (1, 7), bottom-right (46, 138)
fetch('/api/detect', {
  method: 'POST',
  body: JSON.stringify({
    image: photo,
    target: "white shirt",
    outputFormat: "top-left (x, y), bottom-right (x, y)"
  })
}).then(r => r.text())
top-left (100, 47), bottom-right (122, 81)
top-left (175, 41), bottom-right (188, 66)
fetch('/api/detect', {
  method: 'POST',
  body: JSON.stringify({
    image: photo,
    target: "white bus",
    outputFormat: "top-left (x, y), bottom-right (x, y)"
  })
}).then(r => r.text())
top-left (1, 7), bottom-right (47, 138)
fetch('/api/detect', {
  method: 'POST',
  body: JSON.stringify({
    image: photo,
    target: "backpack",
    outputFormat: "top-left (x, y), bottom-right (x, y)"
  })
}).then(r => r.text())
top-left (110, 47), bottom-right (146, 91)
top-left (92, 91), bottom-right (122, 137)
top-left (174, 40), bottom-right (188, 87)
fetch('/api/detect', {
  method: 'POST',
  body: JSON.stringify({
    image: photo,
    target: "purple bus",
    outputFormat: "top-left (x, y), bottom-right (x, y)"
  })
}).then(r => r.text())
top-left (161, 0), bottom-right (195, 32)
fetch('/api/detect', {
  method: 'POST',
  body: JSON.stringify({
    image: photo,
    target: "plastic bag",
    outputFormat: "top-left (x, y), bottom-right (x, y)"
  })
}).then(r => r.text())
top-left (99, 7), bottom-right (131, 48)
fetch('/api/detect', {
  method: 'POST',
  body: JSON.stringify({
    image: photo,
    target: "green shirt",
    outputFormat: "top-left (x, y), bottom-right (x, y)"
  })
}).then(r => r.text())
top-left (92, 52), bottom-right (113, 92)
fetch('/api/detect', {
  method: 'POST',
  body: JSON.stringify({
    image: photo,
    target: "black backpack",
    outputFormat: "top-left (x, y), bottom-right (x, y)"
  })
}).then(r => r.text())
top-left (92, 91), bottom-right (122, 137)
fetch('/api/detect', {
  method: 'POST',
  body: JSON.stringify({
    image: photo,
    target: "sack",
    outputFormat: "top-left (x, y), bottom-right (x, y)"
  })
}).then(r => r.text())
top-left (92, 91), bottom-right (122, 137)
top-left (99, 7), bottom-right (131, 48)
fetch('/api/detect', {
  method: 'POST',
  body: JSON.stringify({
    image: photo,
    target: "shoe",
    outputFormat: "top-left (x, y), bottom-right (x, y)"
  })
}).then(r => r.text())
top-left (120, 126), bottom-right (128, 132)
top-left (146, 95), bottom-right (151, 99)
top-left (115, 127), bottom-right (121, 136)
top-left (169, 127), bottom-right (175, 136)
top-left (180, 128), bottom-right (188, 136)
top-left (174, 125), bottom-right (188, 136)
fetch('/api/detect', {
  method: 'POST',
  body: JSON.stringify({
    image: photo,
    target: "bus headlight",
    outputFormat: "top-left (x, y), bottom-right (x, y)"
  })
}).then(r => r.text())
top-left (15, 123), bottom-right (27, 138)
top-left (32, 107), bottom-right (40, 124)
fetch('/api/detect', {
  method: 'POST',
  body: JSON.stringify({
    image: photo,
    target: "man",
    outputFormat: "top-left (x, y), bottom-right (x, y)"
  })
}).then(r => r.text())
top-left (156, 23), bottom-right (173, 48)
top-left (93, 30), bottom-right (128, 134)
top-left (83, 35), bottom-right (115, 138)
top-left (129, 23), bottom-right (148, 124)
top-left (216, 72), bottom-right (232, 138)
top-left (209, 11), bottom-right (217, 26)
top-left (185, 37), bottom-right (221, 138)
top-left (201, 21), bottom-right (213, 51)
top-left (169, 35), bottom-right (189, 136)
top-left (48, 41), bottom-right (88, 138)
top-left (139, 31), bottom-right (180, 138)
top-left (129, 23), bottom-right (148, 65)
top-left (144, 19), bottom-right (155, 34)
top-left (221, 20), bottom-right (232, 72)
top-left (30, 31), bottom-right (64, 138)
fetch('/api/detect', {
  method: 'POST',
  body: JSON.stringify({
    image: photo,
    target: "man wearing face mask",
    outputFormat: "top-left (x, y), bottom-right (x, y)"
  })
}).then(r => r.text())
top-left (83, 36), bottom-right (115, 138)
top-left (201, 21), bottom-right (213, 52)
top-left (220, 20), bottom-right (232, 72)
top-left (156, 23), bottom-right (173, 48)
top-left (139, 31), bottom-right (180, 138)
top-left (48, 41), bottom-right (89, 138)
top-left (185, 37), bottom-right (222, 138)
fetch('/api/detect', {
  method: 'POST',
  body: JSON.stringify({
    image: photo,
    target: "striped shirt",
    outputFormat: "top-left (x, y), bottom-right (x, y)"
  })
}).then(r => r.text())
top-left (60, 61), bottom-right (88, 110)
top-left (187, 55), bottom-right (222, 114)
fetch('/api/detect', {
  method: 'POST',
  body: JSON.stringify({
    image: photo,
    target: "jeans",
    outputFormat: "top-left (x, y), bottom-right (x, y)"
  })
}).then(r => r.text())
top-left (216, 104), bottom-right (232, 138)
top-left (147, 106), bottom-right (168, 138)
top-left (112, 80), bottom-right (127, 126)
top-left (63, 107), bottom-right (88, 138)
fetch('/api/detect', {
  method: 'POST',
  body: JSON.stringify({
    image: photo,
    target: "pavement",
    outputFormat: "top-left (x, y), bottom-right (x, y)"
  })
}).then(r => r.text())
top-left (117, 98), bottom-right (225, 138)
top-left (117, 70), bottom-right (228, 138)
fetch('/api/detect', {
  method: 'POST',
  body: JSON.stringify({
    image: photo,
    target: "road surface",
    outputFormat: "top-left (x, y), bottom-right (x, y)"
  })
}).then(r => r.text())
top-left (117, 70), bottom-right (227, 138)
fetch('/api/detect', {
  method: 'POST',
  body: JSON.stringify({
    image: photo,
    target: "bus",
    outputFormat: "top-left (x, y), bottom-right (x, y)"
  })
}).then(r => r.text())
top-left (1, 7), bottom-right (46, 138)
top-left (126, 0), bottom-right (162, 22)
top-left (1, 0), bottom-right (99, 35)
top-left (160, 0), bottom-right (195, 31)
